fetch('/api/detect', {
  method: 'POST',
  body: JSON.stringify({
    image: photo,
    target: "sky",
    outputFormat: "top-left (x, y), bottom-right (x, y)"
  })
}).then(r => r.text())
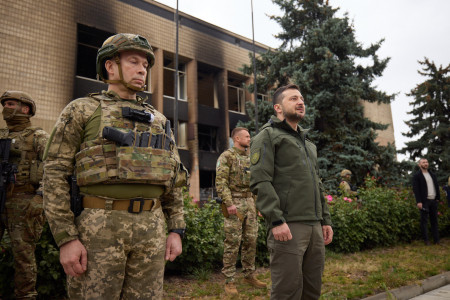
top-left (156, 0), bottom-right (450, 160)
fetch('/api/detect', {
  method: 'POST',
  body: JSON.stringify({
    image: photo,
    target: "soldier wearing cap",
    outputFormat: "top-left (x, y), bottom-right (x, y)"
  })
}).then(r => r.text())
top-left (0, 91), bottom-right (49, 299)
top-left (215, 127), bottom-right (266, 295)
top-left (43, 33), bottom-right (187, 299)
top-left (339, 169), bottom-right (358, 197)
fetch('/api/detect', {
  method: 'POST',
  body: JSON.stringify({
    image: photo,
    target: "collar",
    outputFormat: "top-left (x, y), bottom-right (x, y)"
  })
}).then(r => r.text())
top-left (102, 90), bottom-right (145, 104)
top-left (232, 146), bottom-right (248, 156)
top-left (268, 115), bottom-right (309, 136)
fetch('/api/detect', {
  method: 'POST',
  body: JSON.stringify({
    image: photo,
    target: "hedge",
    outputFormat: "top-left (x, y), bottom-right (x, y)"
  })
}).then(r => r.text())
top-left (1, 180), bottom-right (449, 298)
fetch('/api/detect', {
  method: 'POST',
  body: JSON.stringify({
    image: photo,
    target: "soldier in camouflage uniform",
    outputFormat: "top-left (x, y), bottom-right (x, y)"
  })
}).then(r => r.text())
top-left (43, 34), bottom-right (187, 299)
top-left (215, 127), bottom-right (266, 295)
top-left (0, 91), bottom-right (49, 299)
top-left (339, 169), bottom-right (358, 197)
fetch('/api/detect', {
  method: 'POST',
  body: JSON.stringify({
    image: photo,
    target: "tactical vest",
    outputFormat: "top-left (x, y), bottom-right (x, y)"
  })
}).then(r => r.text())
top-left (0, 127), bottom-right (43, 186)
top-left (231, 149), bottom-right (251, 191)
top-left (75, 93), bottom-right (187, 188)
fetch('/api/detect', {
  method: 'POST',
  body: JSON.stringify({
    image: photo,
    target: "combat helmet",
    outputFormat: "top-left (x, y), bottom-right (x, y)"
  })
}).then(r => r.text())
top-left (96, 33), bottom-right (155, 92)
top-left (0, 90), bottom-right (36, 116)
top-left (340, 169), bottom-right (352, 177)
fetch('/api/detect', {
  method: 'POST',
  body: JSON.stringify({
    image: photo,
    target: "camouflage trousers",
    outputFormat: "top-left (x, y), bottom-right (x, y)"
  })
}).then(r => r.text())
top-left (68, 205), bottom-right (166, 300)
top-left (0, 193), bottom-right (45, 300)
top-left (222, 197), bottom-right (258, 281)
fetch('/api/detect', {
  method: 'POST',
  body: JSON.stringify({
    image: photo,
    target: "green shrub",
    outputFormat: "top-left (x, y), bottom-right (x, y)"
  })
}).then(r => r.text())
top-left (166, 192), bottom-right (225, 274)
top-left (255, 217), bottom-right (269, 267)
top-left (0, 223), bottom-right (66, 299)
top-left (2, 181), bottom-right (448, 293)
top-left (166, 190), bottom-right (270, 274)
top-left (327, 176), bottom-right (449, 253)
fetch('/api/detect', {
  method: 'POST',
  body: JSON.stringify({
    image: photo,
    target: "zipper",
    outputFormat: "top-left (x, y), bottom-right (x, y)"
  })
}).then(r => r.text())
top-left (297, 131), bottom-right (319, 220)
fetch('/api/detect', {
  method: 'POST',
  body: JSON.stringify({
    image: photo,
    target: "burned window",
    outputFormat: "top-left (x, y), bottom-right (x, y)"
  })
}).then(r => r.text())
top-left (76, 24), bottom-right (112, 79)
top-left (198, 124), bottom-right (218, 152)
top-left (163, 55), bottom-right (186, 100)
top-left (228, 72), bottom-right (248, 113)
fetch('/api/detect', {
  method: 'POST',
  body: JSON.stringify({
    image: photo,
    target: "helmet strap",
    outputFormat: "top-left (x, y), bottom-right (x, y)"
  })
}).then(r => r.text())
top-left (104, 55), bottom-right (145, 92)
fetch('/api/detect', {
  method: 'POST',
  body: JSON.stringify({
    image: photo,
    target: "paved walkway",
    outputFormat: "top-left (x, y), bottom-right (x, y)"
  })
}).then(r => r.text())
top-left (362, 272), bottom-right (450, 300)
top-left (410, 284), bottom-right (450, 299)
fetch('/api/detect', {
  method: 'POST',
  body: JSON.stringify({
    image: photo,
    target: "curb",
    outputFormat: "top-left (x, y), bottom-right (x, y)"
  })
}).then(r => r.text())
top-left (361, 271), bottom-right (450, 300)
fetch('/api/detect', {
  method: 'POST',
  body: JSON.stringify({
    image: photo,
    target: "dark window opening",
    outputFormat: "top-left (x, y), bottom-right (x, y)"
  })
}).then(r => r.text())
top-left (198, 62), bottom-right (221, 108)
top-left (228, 72), bottom-right (248, 113)
top-left (163, 54), bottom-right (187, 100)
top-left (198, 124), bottom-right (218, 152)
top-left (199, 170), bottom-right (216, 203)
top-left (200, 170), bottom-right (215, 189)
top-left (76, 24), bottom-right (113, 79)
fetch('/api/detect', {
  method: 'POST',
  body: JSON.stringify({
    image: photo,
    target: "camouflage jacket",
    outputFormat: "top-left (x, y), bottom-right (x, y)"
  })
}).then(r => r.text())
top-left (215, 147), bottom-right (251, 207)
top-left (43, 90), bottom-right (185, 247)
top-left (0, 126), bottom-right (49, 188)
top-left (339, 180), bottom-right (357, 197)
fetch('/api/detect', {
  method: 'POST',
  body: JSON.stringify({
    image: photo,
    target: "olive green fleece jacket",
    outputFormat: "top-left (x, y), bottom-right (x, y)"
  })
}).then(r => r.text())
top-left (250, 116), bottom-right (332, 229)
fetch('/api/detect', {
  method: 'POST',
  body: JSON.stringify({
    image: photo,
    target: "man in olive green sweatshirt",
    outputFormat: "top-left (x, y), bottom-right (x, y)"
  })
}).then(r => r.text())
top-left (250, 84), bottom-right (333, 300)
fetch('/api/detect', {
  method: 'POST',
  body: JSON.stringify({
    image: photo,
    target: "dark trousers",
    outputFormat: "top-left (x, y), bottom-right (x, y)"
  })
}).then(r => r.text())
top-left (420, 199), bottom-right (439, 243)
top-left (268, 222), bottom-right (325, 300)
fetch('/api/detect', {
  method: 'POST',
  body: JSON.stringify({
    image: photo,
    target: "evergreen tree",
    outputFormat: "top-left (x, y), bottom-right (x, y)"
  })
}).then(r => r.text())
top-left (400, 58), bottom-right (450, 184)
top-left (242, 0), bottom-right (398, 192)
top-left (236, 98), bottom-right (274, 137)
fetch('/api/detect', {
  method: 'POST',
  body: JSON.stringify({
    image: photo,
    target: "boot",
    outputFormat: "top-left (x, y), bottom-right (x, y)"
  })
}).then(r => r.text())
top-left (225, 281), bottom-right (238, 295)
top-left (243, 275), bottom-right (267, 288)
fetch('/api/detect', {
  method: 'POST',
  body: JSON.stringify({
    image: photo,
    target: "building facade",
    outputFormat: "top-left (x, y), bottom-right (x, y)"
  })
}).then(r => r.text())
top-left (0, 0), bottom-right (395, 201)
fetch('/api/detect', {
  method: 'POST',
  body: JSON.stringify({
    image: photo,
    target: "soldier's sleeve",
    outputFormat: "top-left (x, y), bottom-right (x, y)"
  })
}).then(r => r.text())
top-left (34, 129), bottom-right (50, 160)
top-left (215, 151), bottom-right (233, 207)
top-left (250, 129), bottom-right (285, 228)
top-left (43, 99), bottom-right (92, 247)
top-left (34, 129), bottom-right (50, 193)
top-left (160, 132), bottom-right (185, 231)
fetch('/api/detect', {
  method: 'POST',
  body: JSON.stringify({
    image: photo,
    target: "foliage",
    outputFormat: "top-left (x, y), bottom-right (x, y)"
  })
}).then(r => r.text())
top-left (236, 98), bottom-right (274, 137)
top-left (166, 192), bottom-right (225, 274)
top-left (167, 190), bottom-right (269, 274)
top-left (400, 58), bottom-right (450, 184)
top-left (242, 0), bottom-right (400, 192)
top-left (327, 176), bottom-right (449, 253)
top-left (0, 223), bottom-right (66, 299)
top-left (255, 217), bottom-right (269, 267)
top-left (2, 185), bottom-right (449, 296)
top-left (35, 224), bottom-right (66, 298)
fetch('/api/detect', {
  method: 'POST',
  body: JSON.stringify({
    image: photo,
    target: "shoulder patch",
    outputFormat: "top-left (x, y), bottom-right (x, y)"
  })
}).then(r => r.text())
top-left (251, 148), bottom-right (261, 165)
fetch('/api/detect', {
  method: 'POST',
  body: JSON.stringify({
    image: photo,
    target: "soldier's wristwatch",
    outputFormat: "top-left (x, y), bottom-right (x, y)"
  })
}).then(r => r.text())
top-left (169, 229), bottom-right (186, 239)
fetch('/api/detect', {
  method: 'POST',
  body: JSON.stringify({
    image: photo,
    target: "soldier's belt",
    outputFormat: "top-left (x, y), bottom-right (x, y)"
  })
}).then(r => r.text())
top-left (83, 196), bottom-right (160, 213)
top-left (231, 192), bottom-right (253, 198)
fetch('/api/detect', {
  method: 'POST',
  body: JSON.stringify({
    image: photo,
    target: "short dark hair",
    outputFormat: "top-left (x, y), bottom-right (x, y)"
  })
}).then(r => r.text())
top-left (231, 127), bottom-right (249, 139)
top-left (272, 84), bottom-right (300, 105)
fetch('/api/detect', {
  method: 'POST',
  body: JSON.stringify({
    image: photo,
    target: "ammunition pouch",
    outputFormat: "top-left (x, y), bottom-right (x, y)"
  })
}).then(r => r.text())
top-left (75, 142), bottom-right (177, 188)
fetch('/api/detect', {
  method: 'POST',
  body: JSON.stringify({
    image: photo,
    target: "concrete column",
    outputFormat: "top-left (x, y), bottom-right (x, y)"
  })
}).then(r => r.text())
top-left (151, 48), bottom-right (164, 111)
top-left (186, 59), bottom-right (200, 202)
top-left (217, 69), bottom-right (229, 153)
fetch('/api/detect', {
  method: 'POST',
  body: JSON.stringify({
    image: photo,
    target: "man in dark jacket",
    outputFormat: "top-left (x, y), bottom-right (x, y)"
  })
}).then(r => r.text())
top-left (250, 84), bottom-right (333, 299)
top-left (412, 158), bottom-right (440, 245)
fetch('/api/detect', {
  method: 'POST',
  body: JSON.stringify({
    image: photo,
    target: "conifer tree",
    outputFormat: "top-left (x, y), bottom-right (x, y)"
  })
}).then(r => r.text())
top-left (400, 58), bottom-right (450, 183)
top-left (236, 98), bottom-right (274, 137)
top-left (242, 0), bottom-right (398, 192)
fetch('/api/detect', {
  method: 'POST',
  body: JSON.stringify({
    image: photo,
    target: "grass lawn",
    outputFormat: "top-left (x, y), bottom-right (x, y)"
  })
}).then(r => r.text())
top-left (163, 237), bottom-right (450, 299)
